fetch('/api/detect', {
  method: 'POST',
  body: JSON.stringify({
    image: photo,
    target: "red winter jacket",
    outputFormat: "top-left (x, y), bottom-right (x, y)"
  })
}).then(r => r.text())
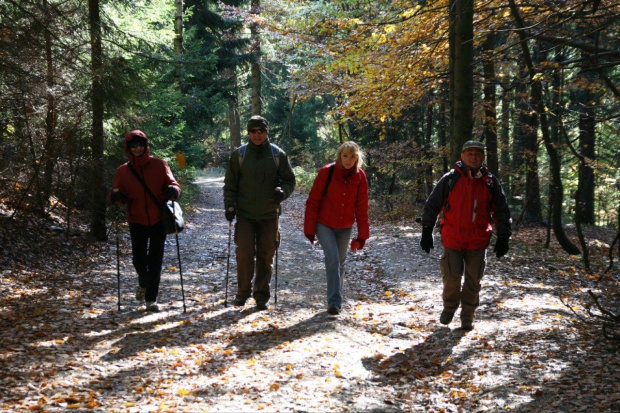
top-left (422, 161), bottom-right (511, 251)
top-left (110, 130), bottom-right (180, 226)
top-left (304, 163), bottom-right (370, 239)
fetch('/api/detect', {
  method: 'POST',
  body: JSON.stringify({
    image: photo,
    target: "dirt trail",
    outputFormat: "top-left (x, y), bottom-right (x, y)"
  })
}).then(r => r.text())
top-left (1, 172), bottom-right (618, 412)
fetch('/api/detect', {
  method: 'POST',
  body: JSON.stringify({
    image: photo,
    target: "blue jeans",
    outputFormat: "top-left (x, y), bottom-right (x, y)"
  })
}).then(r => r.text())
top-left (316, 223), bottom-right (352, 309)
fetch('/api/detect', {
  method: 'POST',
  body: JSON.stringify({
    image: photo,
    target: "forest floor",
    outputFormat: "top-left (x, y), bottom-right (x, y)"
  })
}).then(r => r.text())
top-left (1, 171), bottom-right (619, 412)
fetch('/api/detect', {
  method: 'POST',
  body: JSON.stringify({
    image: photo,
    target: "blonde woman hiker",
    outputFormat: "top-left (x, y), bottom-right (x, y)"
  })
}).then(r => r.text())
top-left (304, 141), bottom-right (370, 315)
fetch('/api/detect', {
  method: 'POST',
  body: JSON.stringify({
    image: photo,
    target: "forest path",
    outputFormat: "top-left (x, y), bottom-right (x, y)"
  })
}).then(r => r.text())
top-left (0, 172), bottom-right (618, 412)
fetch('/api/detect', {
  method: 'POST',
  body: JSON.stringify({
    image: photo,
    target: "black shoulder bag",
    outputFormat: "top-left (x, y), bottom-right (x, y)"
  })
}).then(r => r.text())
top-left (127, 164), bottom-right (184, 234)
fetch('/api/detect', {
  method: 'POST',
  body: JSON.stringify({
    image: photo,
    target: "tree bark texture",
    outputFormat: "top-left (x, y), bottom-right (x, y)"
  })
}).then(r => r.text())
top-left (89, 0), bottom-right (107, 241)
top-left (449, 0), bottom-right (474, 164)
top-left (174, 0), bottom-right (184, 83)
top-left (250, 0), bottom-right (262, 116)
top-left (481, 31), bottom-right (498, 176)
top-left (226, 67), bottom-right (242, 149)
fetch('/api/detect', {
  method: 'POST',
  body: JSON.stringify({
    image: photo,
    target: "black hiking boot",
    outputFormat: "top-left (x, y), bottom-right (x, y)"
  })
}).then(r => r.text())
top-left (461, 318), bottom-right (474, 331)
top-left (327, 306), bottom-right (340, 315)
top-left (233, 296), bottom-right (247, 307)
top-left (440, 310), bottom-right (455, 325)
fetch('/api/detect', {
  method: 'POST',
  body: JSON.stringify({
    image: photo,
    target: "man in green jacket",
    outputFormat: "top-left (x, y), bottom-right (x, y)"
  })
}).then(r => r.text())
top-left (223, 116), bottom-right (296, 310)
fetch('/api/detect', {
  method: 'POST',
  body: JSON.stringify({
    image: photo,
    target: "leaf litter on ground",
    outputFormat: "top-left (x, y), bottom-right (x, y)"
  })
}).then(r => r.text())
top-left (1, 174), bottom-right (619, 412)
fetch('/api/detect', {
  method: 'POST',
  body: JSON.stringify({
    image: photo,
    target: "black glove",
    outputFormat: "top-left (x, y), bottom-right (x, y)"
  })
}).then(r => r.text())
top-left (305, 234), bottom-right (315, 244)
top-left (420, 226), bottom-right (434, 253)
top-left (110, 190), bottom-right (123, 204)
top-left (165, 186), bottom-right (178, 200)
top-left (494, 236), bottom-right (510, 258)
top-left (225, 206), bottom-right (236, 222)
top-left (273, 188), bottom-right (285, 203)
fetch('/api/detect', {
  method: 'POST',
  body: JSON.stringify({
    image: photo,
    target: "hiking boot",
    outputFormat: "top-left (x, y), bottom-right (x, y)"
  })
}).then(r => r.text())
top-left (255, 302), bottom-right (268, 311)
top-left (440, 310), bottom-right (455, 325)
top-left (135, 286), bottom-right (146, 301)
top-left (146, 301), bottom-right (159, 312)
top-left (327, 306), bottom-right (340, 315)
top-left (233, 296), bottom-right (247, 307)
top-left (461, 318), bottom-right (474, 331)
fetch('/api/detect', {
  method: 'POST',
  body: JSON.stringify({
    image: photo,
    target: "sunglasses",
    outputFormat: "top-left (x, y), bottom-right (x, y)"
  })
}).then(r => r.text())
top-left (129, 140), bottom-right (146, 148)
top-left (249, 128), bottom-right (266, 134)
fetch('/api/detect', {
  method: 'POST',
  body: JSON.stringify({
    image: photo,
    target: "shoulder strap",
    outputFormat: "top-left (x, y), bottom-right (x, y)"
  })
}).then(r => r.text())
top-left (127, 163), bottom-right (161, 207)
top-left (238, 143), bottom-right (280, 168)
top-left (322, 163), bottom-right (336, 198)
top-left (238, 144), bottom-right (248, 167)
top-left (442, 169), bottom-right (458, 204)
top-left (270, 144), bottom-right (280, 169)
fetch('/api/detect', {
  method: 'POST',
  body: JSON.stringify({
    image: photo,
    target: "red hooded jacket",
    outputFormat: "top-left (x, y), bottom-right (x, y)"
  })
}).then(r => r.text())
top-left (110, 130), bottom-right (180, 226)
top-left (421, 160), bottom-right (511, 251)
top-left (304, 163), bottom-right (370, 239)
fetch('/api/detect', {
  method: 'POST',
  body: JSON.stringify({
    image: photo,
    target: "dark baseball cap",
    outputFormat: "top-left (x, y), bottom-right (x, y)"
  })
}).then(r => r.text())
top-left (462, 140), bottom-right (485, 152)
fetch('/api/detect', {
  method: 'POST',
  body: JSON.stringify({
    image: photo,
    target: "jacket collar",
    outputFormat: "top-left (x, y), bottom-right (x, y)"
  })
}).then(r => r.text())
top-left (455, 160), bottom-right (488, 179)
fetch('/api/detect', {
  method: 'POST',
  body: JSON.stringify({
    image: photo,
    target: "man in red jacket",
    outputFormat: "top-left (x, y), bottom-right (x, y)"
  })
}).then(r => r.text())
top-left (110, 130), bottom-right (181, 312)
top-left (420, 141), bottom-right (511, 331)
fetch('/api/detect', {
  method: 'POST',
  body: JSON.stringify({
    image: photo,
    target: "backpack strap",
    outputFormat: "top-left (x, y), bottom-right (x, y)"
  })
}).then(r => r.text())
top-left (442, 169), bottom-right (458, 207)
top-left (321, 163), bottom-right (336, 198)
top-left (238, 144), bottom-right (247, 167)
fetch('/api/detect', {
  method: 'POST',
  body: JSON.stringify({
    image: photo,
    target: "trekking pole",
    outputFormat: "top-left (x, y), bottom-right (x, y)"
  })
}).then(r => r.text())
top-left (224, 220), bottom-right (232, 307)
top-left (275, 201), bottom-right (281, 304)
top-left (172, 202), bottom-right (186, 313)
top-left (114, 204), bottom-right (121, 311)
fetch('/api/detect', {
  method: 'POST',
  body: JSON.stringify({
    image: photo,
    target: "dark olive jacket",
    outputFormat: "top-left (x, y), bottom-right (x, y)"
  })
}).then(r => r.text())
top-left (223, 139), bottom-right (296, 220)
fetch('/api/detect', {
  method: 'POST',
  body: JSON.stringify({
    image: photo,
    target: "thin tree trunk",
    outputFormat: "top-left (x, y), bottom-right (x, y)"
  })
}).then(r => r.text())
top-left (545, 58), bottom-right (563, 247)
top-left (482, 31), bottom-right (498, 176)
top-left (174, 0), bottom-right (184, 83)
top-left (226, 67), bottom-right (242, 149)
top-left (41, 22), bottom-right (58, 215)
top-left (439, 90), bottom-right (448, 173)
top-left (499, 88), bottom-right (511, 183)
top-left (424, 101), bottom-right (434, 197)
top-left (250, 0), bottom-right (261, 116)
top-left (512, 66), bottom-right (527, 207)
top-left (576, 87), bottom-right (596, 224)
top-left (509, 0), bottom-right (580, 255)
top-left (89, 0), bottom-right (107, 241)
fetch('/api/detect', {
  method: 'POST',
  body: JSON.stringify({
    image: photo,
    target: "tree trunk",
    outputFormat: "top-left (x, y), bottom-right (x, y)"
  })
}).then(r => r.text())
top-left (174, 0), bottom-right (184, 83)
top-left (226, 67), bottom-right (242, 149)
top-left (509, 0), bottom-right (580, 255)
top-left (524, 44), bottom-right (543, 223)
top-left (546, 54), bottom-right (564, 247)
top-left (481, 31), bottom-right (498, 176)
top-left (512, 66), bottom-right (527, 207)
top-left (449, 0), bottom-right (474, 163)
top-left (89, 0), bottom-right (107, 241)
top-left (576, 72), bottom-right (596, 225)
top-left (250, 0), bottom-right (262, 116)
top-left (439, 89), bottom-right (448, 173)
top-left (41, 0), bottom-right (58, 216)
top-left (499, 88), bottom-right (511, 183)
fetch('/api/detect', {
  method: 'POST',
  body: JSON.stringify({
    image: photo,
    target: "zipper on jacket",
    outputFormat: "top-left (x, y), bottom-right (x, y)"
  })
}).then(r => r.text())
top-left (472, 199), bottom-right (477, 222)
